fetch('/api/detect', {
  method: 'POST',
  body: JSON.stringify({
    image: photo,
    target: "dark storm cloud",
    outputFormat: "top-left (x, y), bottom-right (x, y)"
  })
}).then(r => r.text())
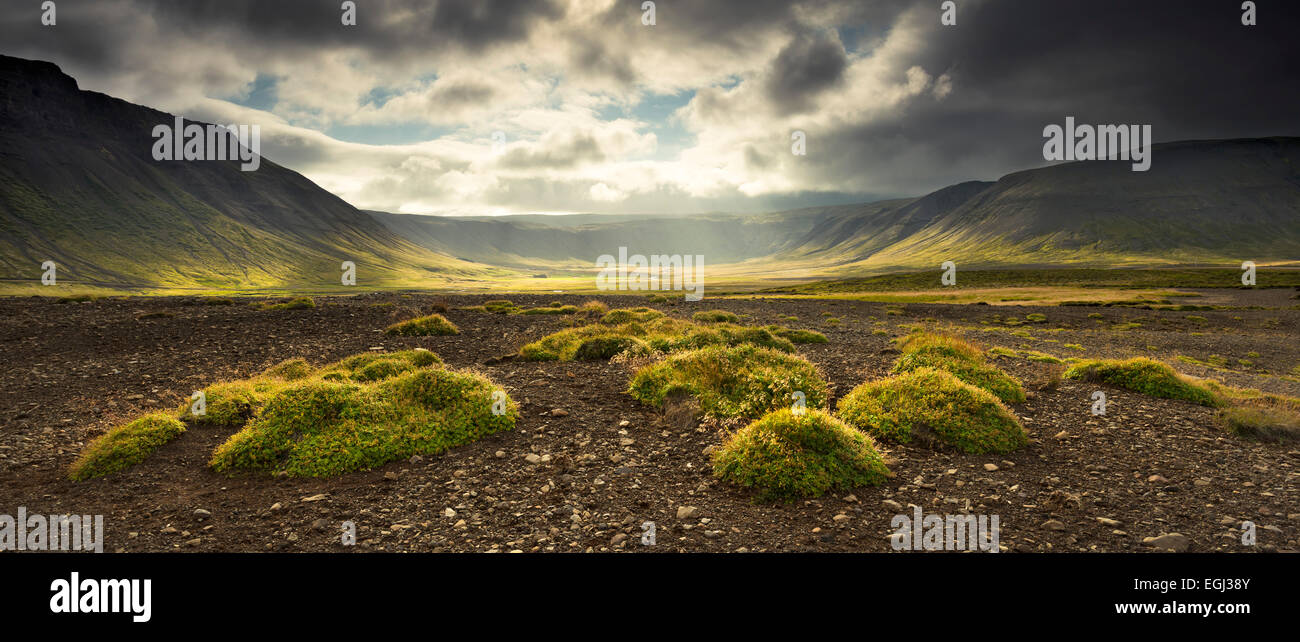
top-left (770, 0), bottom-right (1300, 198)
top-left (764, 30), bottom-right (848, 115)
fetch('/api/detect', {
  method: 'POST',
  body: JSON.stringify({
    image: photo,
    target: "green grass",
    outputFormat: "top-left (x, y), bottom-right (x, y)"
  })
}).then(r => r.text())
top-left (628, 344), bottom-right (828, 419)
top-left (763, 268), bottom-right (1300, 295)
top-left (518, 315), bottom-right (797, 362)
top-left (1216, 404), bottom-right (1300, 443)
top-left (384, 313), bottom-right (460, 336)
top-left (711, 409), bottom-right (890, 502)
top-left (1062, 358), bottom-right (1218, 406)
top-left (891, 333), bottom-right (1026, 403)
top-left (209, 364), bottom-right (516, 477)
top-left (600, 307), bottom-right (665, 324)
top-left (837, 367), bottom-right (1028, 454)
top-left (692, 310), bottom-right (741, 323)
top-left (768, 326), bottom-right (828, 344)
top-left (520, 305), bottom-right (579, 315)
top-left (257, 296), bottom-right (315, 311)
top-left (69, 413), bottom-right (187, 481)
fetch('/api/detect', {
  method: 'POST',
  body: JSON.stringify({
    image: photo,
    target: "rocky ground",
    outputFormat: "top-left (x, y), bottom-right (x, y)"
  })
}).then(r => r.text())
top-left (0, 290), bottom-right (1297, 553)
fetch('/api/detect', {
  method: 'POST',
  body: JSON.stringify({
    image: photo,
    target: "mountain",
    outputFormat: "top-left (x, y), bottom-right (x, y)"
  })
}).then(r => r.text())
top-left (374, 138), bottom-right (1300, 277)
top-left (0, 55), bottom-right (490, 290)
top-left (3, 53), bottom-right (1297, 293)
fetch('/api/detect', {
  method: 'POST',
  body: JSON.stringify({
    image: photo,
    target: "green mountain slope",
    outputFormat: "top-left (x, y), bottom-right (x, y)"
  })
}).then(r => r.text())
top-left (0, 55), bottom-right (492, 290)
top-left (375, 139), bottom-right (1300, 276)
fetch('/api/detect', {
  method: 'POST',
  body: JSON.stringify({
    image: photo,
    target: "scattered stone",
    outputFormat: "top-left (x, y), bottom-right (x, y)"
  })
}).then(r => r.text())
top-left (1042, 519), bottom-right (1066, 531)
top-left (1142, 533), bottom-right (1190, 552)
top-left (550, 408), bottom-right (569, 417)
top-left (1096, 517), bottom-right (1122, 527)
top-left (193, 508), bottom-right (211, 518)
top-left (677, 505), bottom-right (699, 520)
top-left (983, 463), bottom-right (999, 472)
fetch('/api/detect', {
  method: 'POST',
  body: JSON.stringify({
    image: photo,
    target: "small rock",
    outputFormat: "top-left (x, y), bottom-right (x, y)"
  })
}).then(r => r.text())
top-left (882, 499), bottom-right (904, 511)
top-left (1042, 519), bottom-right (1066, 531)
top-left (677, 505), bottom-right (699, 520)
top-left (193, 508), bottom-right (211, 518)
top-left (611, 533), bottom-right (628, 546)
top-left (1096, 517), bottom-right (1122, 527)
top-left (1142, 533), bottom-right (1190, 552)
top-left (524, 454), bottom-right (542, 464)
top-left (550, 408), bottom-right (569, 417)
top-left (984, 463), bottom-right (999, 472)
top-left (444, 508), bottom-right (457, 518)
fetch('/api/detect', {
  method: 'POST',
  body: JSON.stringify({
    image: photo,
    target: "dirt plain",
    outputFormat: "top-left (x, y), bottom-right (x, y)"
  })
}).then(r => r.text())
top-left (0, 289), bottom-right (1297, 553)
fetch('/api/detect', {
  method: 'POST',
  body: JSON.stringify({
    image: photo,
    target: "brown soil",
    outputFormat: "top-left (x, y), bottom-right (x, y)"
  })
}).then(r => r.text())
top-left (0, 292), bottom-right (1296, 553)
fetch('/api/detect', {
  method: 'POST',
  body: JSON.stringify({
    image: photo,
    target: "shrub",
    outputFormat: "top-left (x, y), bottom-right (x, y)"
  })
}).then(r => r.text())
top-left (70, 413), bottom-right (187, 480)
top-left (628, 344), bottom-right (828, 419)
top-left (692, 310), bottom-right (740, 323)
top-left (1216, 404), bottom-right (1300, 443)
top-left (712, 409), bottom-right (890, 502)
top-left (892, 333), bottom-right (1026, 403)
top-left (210, 367), bottom-right (515, 477)
top-left (384, 313), bottom-right (459, 336)
top-left (1062, 358), bottom-right (1217, 406)
top-left (837, 368), bottom-right (1027, 454)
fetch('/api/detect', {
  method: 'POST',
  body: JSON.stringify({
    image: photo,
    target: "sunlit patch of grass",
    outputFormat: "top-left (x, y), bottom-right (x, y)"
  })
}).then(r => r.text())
top-left (210, 365), bottom-right (516, 477)
top-left (692, 310), bottom-right (740, 323)
top-left (520, 305), bottom-right (579, 315)
top-left (892, 333), bottom-right (1026, 403)
top-left (519, 316), bottom-right (797, 362)
top-left (264, 358), bottom-right (313, 381)
top-left (628, 344), bottom-right (828, 419)
top-left (384, 313), bottom-right (459, 336)
top-left (712, 409), bottom-right (890, 502)
top-left (768, 326), bottom-right (828, 344)
top-left (257, 296), bottom-right (315, 311)
top-left (601, 307), bottom-right (665, 324)
top-left (1063, 358), bottom-right (1218, 406)
top-left (837, 367), bottom-right (1027, 454)
top-left (70, 413), bottom-right (187, 481)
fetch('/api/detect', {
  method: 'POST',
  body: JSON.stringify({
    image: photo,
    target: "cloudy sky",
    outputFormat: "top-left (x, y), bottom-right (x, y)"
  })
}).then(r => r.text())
top-left (3, 0), bottom-right (1298, 215)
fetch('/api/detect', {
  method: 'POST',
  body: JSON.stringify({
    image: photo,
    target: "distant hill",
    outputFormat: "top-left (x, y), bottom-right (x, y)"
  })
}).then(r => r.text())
top-left (2, 54), bottom-right (1297, 292)
top-left (0, 55), bottom-right (490, 290)
top-left (374, 138), bottom-right (1300, 276)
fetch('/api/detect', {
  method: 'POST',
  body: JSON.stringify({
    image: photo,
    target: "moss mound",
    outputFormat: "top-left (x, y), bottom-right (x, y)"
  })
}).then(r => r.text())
top-left (628, 344), bottom-right (828, 418)
top-left (519, 315), bottom-right (794, 361)
top-left (769, 326), bottom-right (828, 344)
top-left (520, 305), bottom-right (578, 315)
top-left (264, 358), bottom-right (313, 381)
top-left (1063, 358), bottom-right (1217, 406)
top-left (258, 297), bottom-right (315, 311)
top-left (384, 313), bottom-right (459, 336)
top-left (601, 307), bottom-right (665, 324)
top-left (891, 333), bottom-right (1026, 403)
top-left (183, 379), bottom-right (283, 426)
top-left (69, 413), bottom-right (187, 480)
top-left (692, 310), bottom-right (740, 323)
top-left (210, 366), bottom-right (515, 477)
top-left (837, 367), bottom-right (1028, 454)
top-left (712, 409), bottom-right (890, 502)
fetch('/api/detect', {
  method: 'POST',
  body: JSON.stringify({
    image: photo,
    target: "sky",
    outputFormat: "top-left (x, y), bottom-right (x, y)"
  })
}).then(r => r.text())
top-left (2, 0), bottom-right (1299, 216)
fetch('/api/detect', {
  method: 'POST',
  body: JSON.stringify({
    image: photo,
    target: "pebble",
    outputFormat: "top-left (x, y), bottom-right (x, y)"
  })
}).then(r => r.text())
top-left (1142, 533), bottom-right (1190, 552)
top-left (677, 505), bottom-right (699, 520)
top-left (984, 463), bottom-right (999, 472)
top-left (193, 508), bottom-right (211, 518)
